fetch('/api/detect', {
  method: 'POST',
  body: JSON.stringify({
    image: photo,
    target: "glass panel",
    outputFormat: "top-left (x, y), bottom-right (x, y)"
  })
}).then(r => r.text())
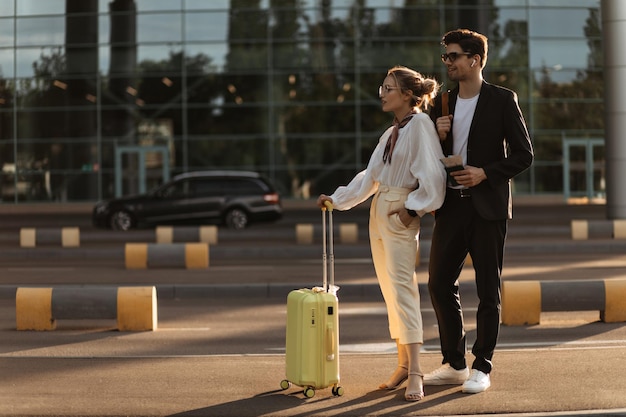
top-left (532, 101), bottom-right (603, 130)
top-left (1, 169), bottom-right (50, 202)
top-left (0, 49), bottom-right (14, 78)
top-left (512, 169), bottom-right (531, 194)
top-left (98, 14), bottom-right (110, 45)
top-left (138, 45), bottom-right (183, 72)
top-left (529, 39), bottom-right (594, 73)
top-left (568, 144), bottom-right (587, 196)
top-left (137, 13), bottom-right (182, 43)
top-left (533, 164), bottom-right (563, 193)
top-left (16, 16), bottom-right (65, 46)
top-left (185, 11), bottom-right (230, 41)
top-left (135, 0), bottom-right (182, 12)
top-left (592, 143), bottom-right (605, 198)
top-left (185, 43), bottom-right (228, 72)
top-left (528, 0), bottom-right (599, 7)
top-left (529, 7), bottom-right (597, 37)
top-left (226, 43), bottom-right (268, 71)
top-left (532, 134), bottom-right (562, 162)
top-left (0, 0), bottom-right (14, 16)
top-left (228, 9), bottom-right (268, 41)
top-left (0, 17), bottom-right (14, 47)
top-left (16, 0), bottom-right (64, 16)
top-left (187, 135), bottom-right (271, 169)
top-left (485, 70), bottom-right (529, 98)
top-left (185, 0), bottom-right (229, 10)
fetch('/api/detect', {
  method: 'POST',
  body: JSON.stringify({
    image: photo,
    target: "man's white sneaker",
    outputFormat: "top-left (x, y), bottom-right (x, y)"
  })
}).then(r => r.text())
top-left (462, 369), bottom-right (491, 394)
top-left (423, 364), bottom-right (470, 386)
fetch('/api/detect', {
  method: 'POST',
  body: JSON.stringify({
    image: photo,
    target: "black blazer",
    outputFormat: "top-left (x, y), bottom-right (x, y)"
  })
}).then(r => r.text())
top-left (430, 81), bottom-right (534, 220)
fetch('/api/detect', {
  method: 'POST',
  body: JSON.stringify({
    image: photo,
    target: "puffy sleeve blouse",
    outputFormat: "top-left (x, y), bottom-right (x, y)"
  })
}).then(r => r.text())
top-left (329, 112), bottom-right (447, 217)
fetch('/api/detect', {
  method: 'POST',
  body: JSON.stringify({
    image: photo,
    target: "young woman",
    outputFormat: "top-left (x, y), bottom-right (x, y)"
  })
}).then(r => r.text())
top-left (317, 66), bottom-right (446, 401)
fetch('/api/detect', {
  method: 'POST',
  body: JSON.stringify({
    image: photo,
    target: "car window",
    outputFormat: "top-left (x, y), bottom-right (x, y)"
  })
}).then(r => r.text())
top-left (194, 179), bottom-right (223, 197)
top-left (224, 178), bottom-right (266, 195)
top-left (161, 179), bottom-right (192, 198)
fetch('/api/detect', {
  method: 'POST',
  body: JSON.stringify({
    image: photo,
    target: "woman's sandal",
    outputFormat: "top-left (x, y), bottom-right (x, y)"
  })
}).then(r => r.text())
top-left (404, 372), bottom-right (424, 402)
top-left (378, 365), bottom-right (408, 390)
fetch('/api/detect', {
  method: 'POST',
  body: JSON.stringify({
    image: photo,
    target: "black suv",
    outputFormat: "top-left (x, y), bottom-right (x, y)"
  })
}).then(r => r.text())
top-left (92, 171), bottom-right (282, 231)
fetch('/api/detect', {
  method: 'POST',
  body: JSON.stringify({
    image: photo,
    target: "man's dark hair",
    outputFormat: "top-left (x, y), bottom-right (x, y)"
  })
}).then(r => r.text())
top-left (442, 29), bottom-right (489, 67)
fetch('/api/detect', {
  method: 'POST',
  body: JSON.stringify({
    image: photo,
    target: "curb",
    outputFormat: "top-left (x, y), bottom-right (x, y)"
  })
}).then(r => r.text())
top-left (1, 239), bottom-right (626, 261)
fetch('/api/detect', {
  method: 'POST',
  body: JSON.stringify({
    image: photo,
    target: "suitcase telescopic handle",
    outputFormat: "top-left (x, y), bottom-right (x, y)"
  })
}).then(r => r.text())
top-left (321, 201), bottom-right (335, 292)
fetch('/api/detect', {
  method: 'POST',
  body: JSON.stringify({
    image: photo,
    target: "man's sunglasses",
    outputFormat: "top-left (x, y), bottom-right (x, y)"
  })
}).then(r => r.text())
top-left (441, 52), bottom-right (473, 63)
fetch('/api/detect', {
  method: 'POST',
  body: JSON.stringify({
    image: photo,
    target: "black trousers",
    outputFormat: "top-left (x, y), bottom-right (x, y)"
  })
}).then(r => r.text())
top-left (428, 189), bottom-right (507, 374)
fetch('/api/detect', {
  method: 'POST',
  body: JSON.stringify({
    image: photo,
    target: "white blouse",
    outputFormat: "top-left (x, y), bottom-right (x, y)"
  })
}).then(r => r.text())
top-left (329, 112), bottom-right (446, 217)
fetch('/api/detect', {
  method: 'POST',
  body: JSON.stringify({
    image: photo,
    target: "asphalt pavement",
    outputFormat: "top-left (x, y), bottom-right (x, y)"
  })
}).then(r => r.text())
top-left (2, 197), bottom-right (626, 417)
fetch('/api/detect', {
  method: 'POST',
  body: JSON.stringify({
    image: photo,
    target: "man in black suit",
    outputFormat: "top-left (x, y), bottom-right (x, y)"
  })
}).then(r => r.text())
top-left (424, 29), bottom-right (534, 394)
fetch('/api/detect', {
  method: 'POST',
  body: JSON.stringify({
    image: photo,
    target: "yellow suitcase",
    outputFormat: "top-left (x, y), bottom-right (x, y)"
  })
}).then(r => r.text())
top-left (280, 203), bottom-right (344, 398)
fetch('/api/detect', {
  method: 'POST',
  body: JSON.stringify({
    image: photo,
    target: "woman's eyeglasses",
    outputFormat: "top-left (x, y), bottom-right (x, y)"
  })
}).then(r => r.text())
top-left (378, 85), bottom-right (400, 97)
top-left (441, 52), bottom-right (473, 63)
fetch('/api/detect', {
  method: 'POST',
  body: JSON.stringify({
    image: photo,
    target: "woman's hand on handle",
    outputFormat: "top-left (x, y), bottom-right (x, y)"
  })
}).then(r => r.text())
top-left (317, 194), bottom-right (333, 209)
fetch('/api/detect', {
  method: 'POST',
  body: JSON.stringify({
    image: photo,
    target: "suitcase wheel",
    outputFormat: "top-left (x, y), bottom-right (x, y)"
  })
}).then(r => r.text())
top-left (303, 387), bottom-right (315, 398)
top-left (332, 385), bottom-right (345, 397)
top-left (279, 380), bottom-right (291, 390)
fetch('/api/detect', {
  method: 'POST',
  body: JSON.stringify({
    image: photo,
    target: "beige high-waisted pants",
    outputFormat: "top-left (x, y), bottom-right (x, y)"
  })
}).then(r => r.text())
top-left (369, 185), bottom-right (423, 345)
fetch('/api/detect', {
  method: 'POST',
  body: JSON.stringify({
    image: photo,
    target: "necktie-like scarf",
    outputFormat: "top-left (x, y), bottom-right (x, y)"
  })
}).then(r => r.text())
top-left (382, 110), bottom-right (416, 164)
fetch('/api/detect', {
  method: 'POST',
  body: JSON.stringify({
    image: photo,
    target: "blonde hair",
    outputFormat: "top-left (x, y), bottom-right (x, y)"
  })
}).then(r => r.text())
top-left (387, 66), bottom-right (440, 110)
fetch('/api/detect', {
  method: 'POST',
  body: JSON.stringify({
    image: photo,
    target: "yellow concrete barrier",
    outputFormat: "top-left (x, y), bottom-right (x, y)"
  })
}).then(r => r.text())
top-left (125, 243), bottom-right (209, 269)
top-left (614, 220), bottom-right (626, 239)
top-left (602, 279), bottom-right (626, 322)
top-left (125, 243), bottom-right (148, 269)
top-left (296, 224), bottom-right (313, 244)
top-left (503, 279), bottom-right (626, 326)
top-left (571, 219), bottom-right (626, 240)
top-left (16, 286), bottom-right (157, 331)
top-left (339, 223), bottom-right (358, 244)
top-left (571, 220), bottom-right (588, 240)
top-left (16, 288), bottom-right (54, 330)
top-left (117, 287), bottom-right (158, 331)
top-left (155, 225), bottom-right (218, 244)
top-left (19, 227), bottom-right (80, 248)
top-left (501, 281), bottom-right (541, 326)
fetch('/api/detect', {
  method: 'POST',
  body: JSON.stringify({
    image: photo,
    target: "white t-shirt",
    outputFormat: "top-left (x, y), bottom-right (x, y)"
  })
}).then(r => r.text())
top-left (452, 94), bottom-right (480, 166)
top-left (450, 94), bottom-right (479, 189)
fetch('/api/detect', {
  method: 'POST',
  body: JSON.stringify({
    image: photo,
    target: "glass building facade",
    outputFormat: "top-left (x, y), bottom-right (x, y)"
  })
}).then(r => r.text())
top-left (0, 0), bottom-right (603, 203)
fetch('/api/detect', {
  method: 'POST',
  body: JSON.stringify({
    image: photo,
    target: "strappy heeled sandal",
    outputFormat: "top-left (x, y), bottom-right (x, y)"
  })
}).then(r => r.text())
top-left (378, 365), bottom-right (408, 390)
top-left (404, 372), bottom-right (424, 402)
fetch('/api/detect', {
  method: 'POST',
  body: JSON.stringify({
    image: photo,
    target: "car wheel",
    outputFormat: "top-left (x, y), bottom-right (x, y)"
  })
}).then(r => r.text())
top-left (109, 210), bottom-right (135, 231)
top-left (225, 208), bottom-right (249, 230)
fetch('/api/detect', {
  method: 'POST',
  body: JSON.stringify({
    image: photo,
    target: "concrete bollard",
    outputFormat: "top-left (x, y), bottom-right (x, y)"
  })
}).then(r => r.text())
top-left (295, 224), bottom-right (314, 245)
top-left (296, 223), bottom-right (360, 244)
top-left (15, 286), bottom-right (157, 331)
top-left (339, 223), bottom-right (358, 243)
top-left (125, 243), bottom-right (209, 269)
top-left (501, 278), bottom-right (626, 325)
top-left (20, 227), bottom-right (80, 248)
top-left (155, 225), bottom-right (218, 245)
top-left (571, 219), bottom-right (626, 240)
